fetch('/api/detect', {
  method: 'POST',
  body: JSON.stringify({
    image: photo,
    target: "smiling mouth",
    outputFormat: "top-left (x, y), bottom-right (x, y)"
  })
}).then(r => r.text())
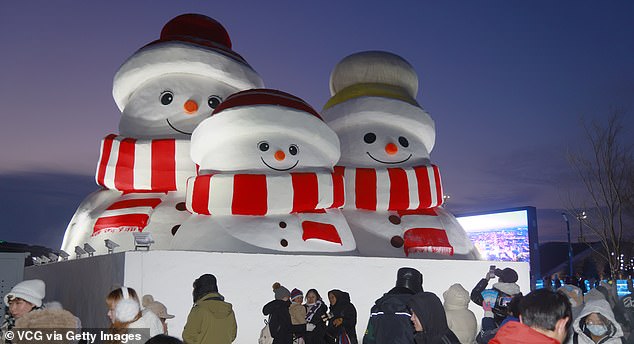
top-left (261, 157), bottom-right (299, 171)
top-left (166, 119), bottom-right (192, 135)
top-left (366, 152), bottom-right (412, 164)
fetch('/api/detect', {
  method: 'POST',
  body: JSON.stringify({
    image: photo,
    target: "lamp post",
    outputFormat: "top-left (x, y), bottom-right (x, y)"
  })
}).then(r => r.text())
top-left (576, 211), bottom-right (587, 242)
top-left (562, 213), bottom-right (573, 277)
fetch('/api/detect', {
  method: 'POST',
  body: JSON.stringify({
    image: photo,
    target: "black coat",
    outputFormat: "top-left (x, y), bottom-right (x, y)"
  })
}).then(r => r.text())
top-left (327, 290), bottom-right (358, 344)
top-left (363, 287), bottom-right (416, 344)
top-left (305, 301), bottom-right (328, 344)
top-left (263, 299), bottom-right (305, 344)
top-left (408, 292), bottom-right (461, 344)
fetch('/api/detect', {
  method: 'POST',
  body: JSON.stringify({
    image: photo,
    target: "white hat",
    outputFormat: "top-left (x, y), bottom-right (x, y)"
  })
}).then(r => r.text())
top-left (4, 279), bottom-right (46, 307)
top-left (191, 88), bottom-right (340, 171)
top-left (322, 51), bottom-right (435, 154)
top-left (113, 14), bottom-right (264, 111)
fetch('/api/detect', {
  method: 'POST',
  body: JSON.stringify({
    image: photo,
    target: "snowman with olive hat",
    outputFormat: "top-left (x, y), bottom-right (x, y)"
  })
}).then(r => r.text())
top-left (322, 51), bottom-right (479, 259)
top-left (61, 14), bottom-right (263, 255)
top-left (171, 88), bottom-right (356, 253)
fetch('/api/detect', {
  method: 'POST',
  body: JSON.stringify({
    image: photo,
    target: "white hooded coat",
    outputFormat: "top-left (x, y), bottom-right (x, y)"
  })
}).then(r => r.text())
top-left (567, 298), bottom-right (624, 344)
top-left (443, 283), bottom-right (477, 344)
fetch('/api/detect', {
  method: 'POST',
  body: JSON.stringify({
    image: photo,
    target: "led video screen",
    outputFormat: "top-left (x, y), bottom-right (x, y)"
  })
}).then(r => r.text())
top-left (456, 208), bottom-right (534, 263)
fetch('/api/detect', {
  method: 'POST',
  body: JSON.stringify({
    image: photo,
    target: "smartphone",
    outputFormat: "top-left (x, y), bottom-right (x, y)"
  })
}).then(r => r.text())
top-left (489, 265), bottom-right (496, 272)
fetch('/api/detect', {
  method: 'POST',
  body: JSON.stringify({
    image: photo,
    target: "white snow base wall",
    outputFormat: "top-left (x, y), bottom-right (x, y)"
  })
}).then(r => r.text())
top-left (26, 251), bottom-right (529, 343)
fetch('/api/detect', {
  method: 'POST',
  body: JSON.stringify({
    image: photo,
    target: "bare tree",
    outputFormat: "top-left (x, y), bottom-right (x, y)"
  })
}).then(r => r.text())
top-left (567, 109), bottom-right (634, 278)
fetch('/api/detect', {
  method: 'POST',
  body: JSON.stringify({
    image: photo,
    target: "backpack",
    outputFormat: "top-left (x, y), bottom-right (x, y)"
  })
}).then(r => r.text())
top-left (363, 294), bottom-right (414, 344)
top-left (259, 319), bottom-right (274, 344)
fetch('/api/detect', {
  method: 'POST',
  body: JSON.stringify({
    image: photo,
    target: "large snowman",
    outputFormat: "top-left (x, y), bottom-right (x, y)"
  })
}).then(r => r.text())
top-left (171, 89), bottom-right (356, 253)
top-left (322, 51), bottom-right (480, 259)
top-left (61, 14), bottom-right (263, 256)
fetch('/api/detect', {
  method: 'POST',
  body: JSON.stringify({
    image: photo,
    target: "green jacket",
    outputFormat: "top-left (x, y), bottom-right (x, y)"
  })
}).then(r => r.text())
top-left (182, 292), bottom-right (237, 344)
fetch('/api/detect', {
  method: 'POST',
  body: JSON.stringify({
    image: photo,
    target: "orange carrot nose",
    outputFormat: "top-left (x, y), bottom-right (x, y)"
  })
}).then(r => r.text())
top-left (274, 150), bottom-right (286, 161)
top-left (184, 100), bottom-right (198, 114)
top-left (385, 143), bottom-right (398, 155)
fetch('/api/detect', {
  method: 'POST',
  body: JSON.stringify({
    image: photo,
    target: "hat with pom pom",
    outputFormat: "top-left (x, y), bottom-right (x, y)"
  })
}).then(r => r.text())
top-left (273, 282), bottom-right (291, 300)
top-left (113, 13), bottom-right (263, 111)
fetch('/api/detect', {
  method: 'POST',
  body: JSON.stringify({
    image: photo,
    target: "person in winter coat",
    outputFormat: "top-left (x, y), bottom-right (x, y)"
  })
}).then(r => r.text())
top-left (363, 267), bottom-right (423, 344)
top-left (443, 284), bottom-right (477, 344)
top-left (304, 289), bottom-right (328, 344)
top-left (596, 282), bottom-right (630, 333)
top-left (490, 289), bottom-right (571, 344)
top-left (407, 292), bottom-right (460, 344)
top-left (263, 282), bottom-right (304, 344)
top-left (143, 294), bottom-right (175, 335)
top-left (1, 279), bottom-right (46, 344)
top-left (13, 304), bottom-right (80, 344)
top-left (327, 290), bottom-right (358, 344)
top-left (475, 294), bottom-right (521, 344)
top-left (470, 267), bottom-right (522, 328)
top-left (182, 274), bottom-right (237, 344)
top-left (568, 298), bottom-right (625, 344)
top-left (106, 286), bottom-right (164, 344)
top-left (290, 289), bottom-right (307, 326)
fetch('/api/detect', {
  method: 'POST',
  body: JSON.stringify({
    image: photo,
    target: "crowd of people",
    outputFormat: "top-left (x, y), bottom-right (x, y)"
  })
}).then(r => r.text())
top-left (2, 268), bottom-right (634, 344)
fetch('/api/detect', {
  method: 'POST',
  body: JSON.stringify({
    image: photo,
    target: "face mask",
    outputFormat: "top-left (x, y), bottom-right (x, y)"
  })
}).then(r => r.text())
top-left (586, 324), bottom-right (608, 336)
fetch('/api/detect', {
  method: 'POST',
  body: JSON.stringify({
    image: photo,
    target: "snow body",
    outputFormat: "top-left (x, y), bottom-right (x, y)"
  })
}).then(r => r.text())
top-left (61, 14), bottom-right (263, 256)
top-left (171, 89), bottom-right (356, 253)
top-left (322, 51), bottom-right (479, 259)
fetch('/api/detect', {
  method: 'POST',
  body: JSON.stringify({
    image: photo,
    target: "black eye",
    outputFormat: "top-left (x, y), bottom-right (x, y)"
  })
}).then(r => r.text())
top-left (398, 136), bottom-right (409, 147)
top-left (364, 133), bottom-right (376, 144)
top-left (289, 145), bottom-right (298, 155)
top-left (258, 141), bottom-right (269, 152)
top-left (208, 95), bottom-right (222, 109)
top-left (160, 91), bottom-right (173, 105)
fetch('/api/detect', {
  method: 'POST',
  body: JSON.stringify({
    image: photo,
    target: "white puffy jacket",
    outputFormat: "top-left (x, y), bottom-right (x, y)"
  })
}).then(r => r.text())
top-left (443, 283), bottom-right (477, 344)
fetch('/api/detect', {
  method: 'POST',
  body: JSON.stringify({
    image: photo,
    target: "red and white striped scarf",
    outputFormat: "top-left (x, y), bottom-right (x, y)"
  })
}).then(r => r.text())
top-left (334, 165), bottom-right (443, 211)
top-left (186, 171), bottom-right (344, 215)
top-left (96, 134), bottom-right (196, 192)
top-left (335, 165), bottom-right (453, 256)
top-left (91, 134), bottom-right (195, 236)
top-left (92, 192), bottom-right (167, 236)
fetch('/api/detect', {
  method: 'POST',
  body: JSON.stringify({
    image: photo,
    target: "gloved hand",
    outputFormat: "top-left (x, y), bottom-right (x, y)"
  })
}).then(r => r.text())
top-left (306, 323), bottom-right (316, 332)
top-left (485, 270), bottom-right (496, 280)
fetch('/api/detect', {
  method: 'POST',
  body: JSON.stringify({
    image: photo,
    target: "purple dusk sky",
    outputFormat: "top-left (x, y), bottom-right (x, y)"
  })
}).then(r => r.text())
top-left (1, 1), bottom-right (633, 248)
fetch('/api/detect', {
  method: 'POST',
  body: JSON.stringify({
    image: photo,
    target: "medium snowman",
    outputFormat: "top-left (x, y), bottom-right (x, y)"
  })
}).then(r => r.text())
top-left (61, 14), bottom-right (263, 256)
top-left (322, 51), bottom-right (480, 259)
top-left (171, 89), bottom-right (356, 253)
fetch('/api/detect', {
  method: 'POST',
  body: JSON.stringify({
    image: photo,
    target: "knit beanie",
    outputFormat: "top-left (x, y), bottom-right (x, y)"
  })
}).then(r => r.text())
top-left (4, 279), bottom-right (45, 307)
top-left (290, 288), bottom-right (303, 301)
top-left (273, 282), bottom-right (290, 300)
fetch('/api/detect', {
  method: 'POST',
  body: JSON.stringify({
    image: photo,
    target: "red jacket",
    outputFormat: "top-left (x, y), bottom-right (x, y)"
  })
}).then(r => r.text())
top-left (489, 321), bottom-right (561, 344)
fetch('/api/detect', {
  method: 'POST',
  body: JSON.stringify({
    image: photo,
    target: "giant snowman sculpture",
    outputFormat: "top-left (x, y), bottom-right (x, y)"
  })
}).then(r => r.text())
top-left (322, 51), bottom-right (480, 259)
top-left (171, 89), bottom-right (356, 253)
top-left (61, 14), bottom-right (264, 255)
